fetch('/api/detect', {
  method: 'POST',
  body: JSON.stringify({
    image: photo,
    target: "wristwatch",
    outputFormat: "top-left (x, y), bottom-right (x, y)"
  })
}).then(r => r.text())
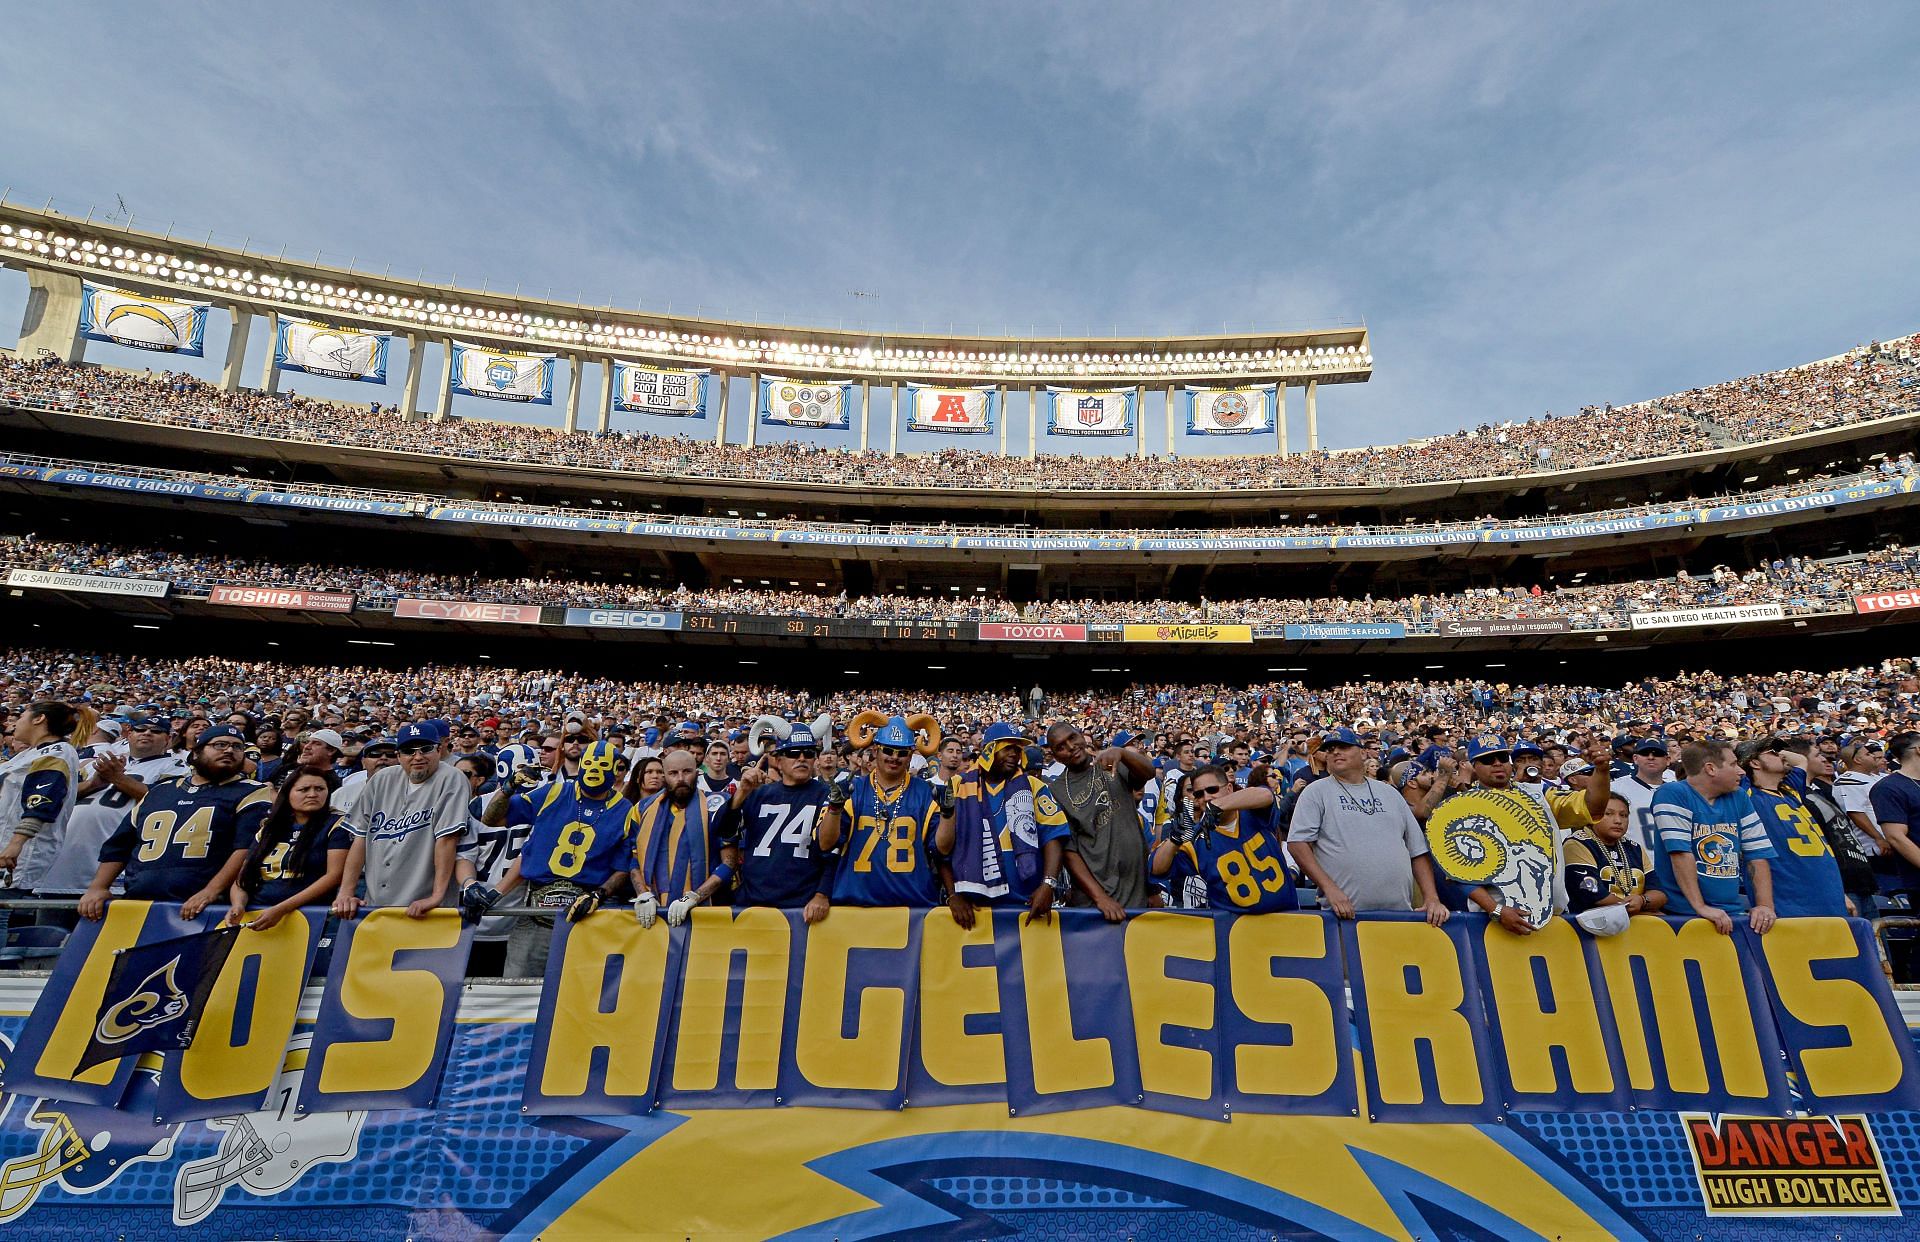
top-left (1490, 901), bottom-right (1505, 919)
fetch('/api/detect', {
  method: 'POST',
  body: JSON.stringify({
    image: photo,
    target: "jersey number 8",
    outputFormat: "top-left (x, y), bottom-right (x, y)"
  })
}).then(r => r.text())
top-left (854, 814), bottom-right (919, 874)
top-left (550, 821), bottom-right (595, 878)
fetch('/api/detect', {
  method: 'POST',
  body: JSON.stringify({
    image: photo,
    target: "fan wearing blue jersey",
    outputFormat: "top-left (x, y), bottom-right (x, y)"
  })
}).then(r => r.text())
top-left (1151, 764), bottom-right (1295, 913)
top-left (1739, 737), bottom-right (1850, 918)
top-left (467, 740), bottom-right (635, 976)
top-left (627, 747), bottom-right (733, 928)
top-left (82, 726), bottom-right (272, 921)
top-left (716, 719), bottom-right (835, 919)
top-left (820, 714), bottom-right (954, 911)
top-left (946, 722), bottom-right (1070, 927)
top-left (1648, 739), bottom-right (1777, 934)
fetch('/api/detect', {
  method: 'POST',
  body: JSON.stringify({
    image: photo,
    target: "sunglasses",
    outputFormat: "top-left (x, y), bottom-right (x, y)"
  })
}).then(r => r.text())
top-left (784, 748), bottom-right (820, 759)
top-left (128, 723), bottom-right (171, 734)
top-left (877, 746), bottom-right (912, 758)
top-left (1189, 784), bottom-right (1225, 798)
top-left (397, 742), bottom-right (437, 756)
top-left (539, 744), bottom-right (559, 753)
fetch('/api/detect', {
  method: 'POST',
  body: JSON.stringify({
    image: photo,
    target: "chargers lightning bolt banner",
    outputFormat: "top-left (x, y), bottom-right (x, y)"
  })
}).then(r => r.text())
top-left (449, 342), bottom-right (556, 404)
top-left (1183, 384), bottom-right (1277, 435)
top-left (1045, 387), bottom-right (1136, 437)
top-left (758, 374), bottom-right (853, 429)
top-left (77, 283), bottom-right (209, 356)
top-left (1, 905), bottom-right (1916, 1237)
top-left (610, 360), bottom-right (710, 418)
top-left (273, 316), bottom-right (391, 384)
top-left (905, 384), bottom-right (998, 434)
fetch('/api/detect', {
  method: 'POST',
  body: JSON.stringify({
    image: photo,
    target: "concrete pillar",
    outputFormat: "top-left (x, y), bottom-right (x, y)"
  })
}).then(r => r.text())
top-left (595, 361), bottom-right (613, 434)
top-left (997, 385), bottom-right (1008, 455)
top-left (434, 339), bottom-right (455, 421)
top-left (1306, 379), bottom-right (1319, 451)
top-left (400, 333), bottom-right (425, 422)
top-left (259, 328), bottom-right (282, 394)
top-left (859, 380), bottom-right (871, 451)
top-left (15, 269), bottom-right (84, 362)
top-left (1026, 386), bottom-right (1037, 459)
top-left (220, 306), bottom-right (251, 392)
top-left (746, 372), bottom-right (760, 447)
top-left (563, 355), bottom-right (583, 433)
top-left (1276, 381), bottom-right (1289, 456)
top-left (1135, 384), bottom-right (1146, 458)
top-left (888, 381), bottom-right (900, 457)
top-left (1165, 384), bottom-right (1177, 455)
top-left (714, 370), bottom-right (729, 444)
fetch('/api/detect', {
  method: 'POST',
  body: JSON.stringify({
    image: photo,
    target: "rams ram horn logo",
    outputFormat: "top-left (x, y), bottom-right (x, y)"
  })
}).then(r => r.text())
top-left (95, 957), bottom-right (190, 1045)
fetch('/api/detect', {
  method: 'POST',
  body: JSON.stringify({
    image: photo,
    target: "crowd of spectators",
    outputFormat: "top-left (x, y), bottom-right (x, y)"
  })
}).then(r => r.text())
top-left (4, 331), bottom-right (1915, 492)
top-left (4, 533), bottom-right (1913, 631)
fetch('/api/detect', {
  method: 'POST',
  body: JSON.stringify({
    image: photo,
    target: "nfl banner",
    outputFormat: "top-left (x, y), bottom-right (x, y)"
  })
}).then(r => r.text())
top-left (758, 374), bottom-right (853, 430)
top-left (274, 315), bottom-right (391, 384)
top-left (450, 341), bottom-right (556, 404)
top-left (78, 282), bottom-right (209, 355)
top-left (1183, 384), bottom-right (1276, 436)
top-left (76, 926), bottom-right (241, 1073)
top-left (905, 384), bottom-right (997, 434)
top-left (1045, 387), bottom-right (1135, 437)
top-left (612, 360), bottom-right (710, 418)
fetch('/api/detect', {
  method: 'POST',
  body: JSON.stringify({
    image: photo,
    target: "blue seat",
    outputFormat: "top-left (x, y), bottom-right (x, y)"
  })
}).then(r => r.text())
top-left (0, 924), bottom-right (70, 965)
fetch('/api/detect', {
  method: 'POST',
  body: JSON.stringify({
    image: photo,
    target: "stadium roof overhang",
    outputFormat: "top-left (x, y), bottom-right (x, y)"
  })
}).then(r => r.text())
top-left (0, 204), bottom-right (1370, 388)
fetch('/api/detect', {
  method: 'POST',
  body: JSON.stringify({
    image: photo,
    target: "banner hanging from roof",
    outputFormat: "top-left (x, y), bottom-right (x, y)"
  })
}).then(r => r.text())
top-left (1182, 384), bottom-right (1276, 435)
top-left (273, 315), bottom-right (390, 384)
top-left (1045, 387), bottom-right (1136, 437)
top-left (758, 375), bottom-right (853, 429)
top-left (78, 283), bottom-right (208, 356)
top-left (611, 360), bottom-right (710, 418)
top-left (905, 384), bottom-right (997, 434)
top-left (449, 342), bottom-right (556, 404)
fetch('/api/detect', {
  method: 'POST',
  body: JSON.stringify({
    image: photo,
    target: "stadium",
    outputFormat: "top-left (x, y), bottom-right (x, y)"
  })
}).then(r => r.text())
top-left (2, 10), bottom-right (1919, 1239)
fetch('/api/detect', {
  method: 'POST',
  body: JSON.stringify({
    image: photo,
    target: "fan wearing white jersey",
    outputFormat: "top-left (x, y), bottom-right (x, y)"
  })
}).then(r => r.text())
top-left (37, 716), bottom-right (187, 894)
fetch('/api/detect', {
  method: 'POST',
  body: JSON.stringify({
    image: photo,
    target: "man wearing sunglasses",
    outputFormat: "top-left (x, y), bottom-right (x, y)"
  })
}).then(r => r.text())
top-left (332, 721), bottom-right (469, 921)
top-left (713, 723), bottom-right (836, 921)
top-left (38, 716), bottom-right (187, 895)
top-left (822, 717), bottom-right (955, 913)
top-left (1150, 763), bottom-right (1293, 913)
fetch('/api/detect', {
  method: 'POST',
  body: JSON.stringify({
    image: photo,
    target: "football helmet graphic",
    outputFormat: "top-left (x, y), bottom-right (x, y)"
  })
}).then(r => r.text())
top-left (172, 1034), bottom-right (366, 1225)
top-left (0, 1047), bottom-right (178, 1223)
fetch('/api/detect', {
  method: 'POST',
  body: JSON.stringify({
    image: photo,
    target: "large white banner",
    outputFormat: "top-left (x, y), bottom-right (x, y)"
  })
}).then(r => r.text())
top-left (905, 384), bottom-right (996, 434)
top-left (78, 283), bottom-right (209, 356)
top-left (275, 316), bottom-right (390, 384)
top-left (1183, 385), bottom-right (1275, 435)
top-left (5, 568), bottom-right (169, 598)
top-left (1629, 603), bottom-right (1787, 630)
top-left (611, 360), bottom-right (708, 417)
top-left (759, 375), bottom-right (852, 429)
top-left (450, 342), bottom-right (556, 405)
top-left (1045, 388), bottom-right (1135, 437)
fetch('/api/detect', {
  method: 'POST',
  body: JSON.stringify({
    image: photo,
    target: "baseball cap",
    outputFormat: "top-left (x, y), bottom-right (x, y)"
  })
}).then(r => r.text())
top-left (1633, 737), bottom-right (1669, 756)
top-left (308, 728), bottom-right (347, 753)
top-left (1512, 739), bottom-right (1544, 759)
top-left (1610, 734), bottom-right (1636, 753)
top-left (193, 724), bottom-right (248, 750)
top-left (94, 718), bottom-right (122, 740)
top-left (1318, 727), bottom-right (1362, 749)
top-left (1465, 735), bottom-right (1512, 762)
top-left (395, 722), bottom-right (437, 748)
top-left (1560, 760), bottom-right (1593, 778)
top-left (1734, 736), bottom-right (1785, 765)
top-left (776, 724), bottom-right (821, 753)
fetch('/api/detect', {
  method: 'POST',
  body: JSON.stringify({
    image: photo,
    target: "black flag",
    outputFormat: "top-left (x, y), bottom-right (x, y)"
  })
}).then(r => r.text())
top-left (75, 925), bottom-right (241, 1073)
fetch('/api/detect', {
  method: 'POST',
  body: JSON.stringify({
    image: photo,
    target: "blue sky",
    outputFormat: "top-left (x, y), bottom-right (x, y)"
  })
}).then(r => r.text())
top-left (2, 2), bottom-right (1916, 454)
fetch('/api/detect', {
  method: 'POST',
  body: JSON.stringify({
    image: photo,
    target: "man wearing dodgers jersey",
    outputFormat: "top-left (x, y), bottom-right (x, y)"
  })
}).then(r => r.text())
top-left (332, 722), bottom-right (468, 919)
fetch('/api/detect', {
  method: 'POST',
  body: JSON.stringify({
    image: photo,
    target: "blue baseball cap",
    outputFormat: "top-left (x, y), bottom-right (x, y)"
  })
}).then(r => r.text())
top-left (1318, 727), bottom-right (1362, 749)
top-left (395, 722), bottom-right (437, 747)
top-left (1512, 739), bottom-right (1544, 759)
top-left (1610, 733), bottom-right (1637, 753)
top-left (1465, 734), bottom-right (1513, 762)
top-left (1633, 737), bottom-right (1669, 756)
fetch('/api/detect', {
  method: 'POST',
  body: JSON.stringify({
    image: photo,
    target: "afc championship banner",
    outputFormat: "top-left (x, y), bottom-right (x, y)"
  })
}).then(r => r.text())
top-left (1, 907), bottom-right (1915, 1238)
top-left (905, 383), bottom-right (998, 434)
top-left (449, 342), bottom-right (556, 404)
top-left (1045, 387), bottom-right (1136, 437)
top-left (272, 316), bottom-right (390, 384)
top-left (611, 360), bottom-right (709, 418)
top-left (758, 374), bottom-right (853, 429)
top-left (77, 282), bottom-right (208, 356)
top-left (1183, 384), bottom-right (1276, 435)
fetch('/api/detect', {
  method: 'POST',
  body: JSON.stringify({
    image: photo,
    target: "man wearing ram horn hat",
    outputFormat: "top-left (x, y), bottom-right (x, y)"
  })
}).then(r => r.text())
top-left (815, 712), bottom-right (955, 914)
top-left (712, 712), bottom-right (839, 921)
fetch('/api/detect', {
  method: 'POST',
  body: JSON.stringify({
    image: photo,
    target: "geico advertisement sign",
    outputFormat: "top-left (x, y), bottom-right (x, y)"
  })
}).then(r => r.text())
top-left (563, 608), bottom-right (684, 630)
top-left (1854, 589), bottom-right (1920, 614)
